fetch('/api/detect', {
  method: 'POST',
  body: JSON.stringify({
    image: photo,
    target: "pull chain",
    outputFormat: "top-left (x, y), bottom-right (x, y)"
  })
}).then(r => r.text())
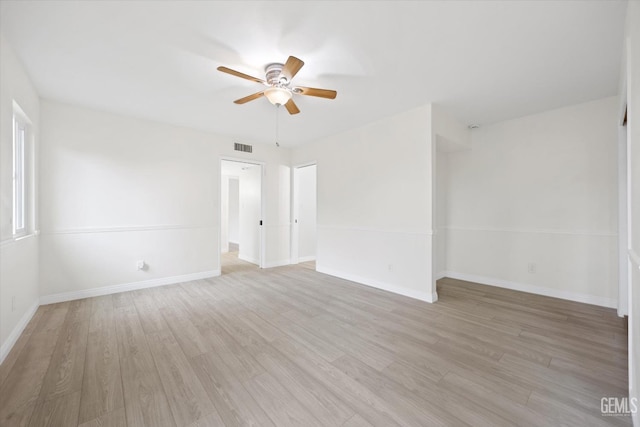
top-left (275, 105), bottom-right (280, 147)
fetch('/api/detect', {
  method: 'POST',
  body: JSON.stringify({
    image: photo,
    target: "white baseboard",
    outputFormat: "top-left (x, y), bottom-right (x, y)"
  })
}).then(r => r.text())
top-left (263, 260), bottom-right (291, 268)
top-left (441, 271), bottom-right (616, 308)
top-left (297, 256), bottom-right (316, 263)
top-left (40, 270), bottom-right (220, 305)
top-left (317, 265), bottom-right (437, 303)
top-left (0, 300), bottom-right (39, 365)
top-left (435, 271), bottom-right (447, 280)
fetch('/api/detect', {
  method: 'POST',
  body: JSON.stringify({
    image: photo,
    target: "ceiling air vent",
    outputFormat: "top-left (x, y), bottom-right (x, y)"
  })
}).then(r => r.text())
top-left (234, 142), bottom-right (252, 153)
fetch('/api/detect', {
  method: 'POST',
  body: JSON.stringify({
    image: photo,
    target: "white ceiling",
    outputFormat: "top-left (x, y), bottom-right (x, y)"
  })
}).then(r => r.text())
top-left (0, 1), bottom-right (627, 147)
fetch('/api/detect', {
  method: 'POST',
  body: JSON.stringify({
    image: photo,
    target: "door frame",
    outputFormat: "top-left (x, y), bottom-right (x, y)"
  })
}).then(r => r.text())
top-left (219, 156), bottom-right (266, 269)
top-left (618, 111), bottom-right (629, 317)
top-left (617, 67), bottom-right (629, 317)
top-left (291, 161), bottom-right (317, 265)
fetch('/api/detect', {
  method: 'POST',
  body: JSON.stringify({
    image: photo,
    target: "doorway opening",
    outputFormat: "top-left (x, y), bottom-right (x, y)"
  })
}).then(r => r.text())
top-left (292, 163), bottom-right (317, 270)
top-left (220, 159), bottom-right (264, 274)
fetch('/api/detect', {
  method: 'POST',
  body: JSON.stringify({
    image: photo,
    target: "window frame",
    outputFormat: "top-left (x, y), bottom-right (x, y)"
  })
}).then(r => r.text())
top-left (12, 108), bottom-right (29, 238)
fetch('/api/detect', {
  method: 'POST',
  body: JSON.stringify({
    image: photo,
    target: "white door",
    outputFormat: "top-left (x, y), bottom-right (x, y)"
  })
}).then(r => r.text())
top-left (293, 164), bottom-right (317, 263)
top-left (239, 164), bottom-right (262, 266)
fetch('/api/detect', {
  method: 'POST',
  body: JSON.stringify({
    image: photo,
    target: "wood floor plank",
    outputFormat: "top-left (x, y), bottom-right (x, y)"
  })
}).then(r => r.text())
top-left (323, 298), bottom-right (441, 347)
top-left (0, 305), bottom-right (48, 388)
top-left (499, 352), bottom-right (628, 400)
top-left (38, 299), bottom-right (91, 401)
top-left (493, 310), bottom-right (618, 346)
top-left (243, 372), bottom-right (324, 427)
top-left (518, 327), bottom-right (627, 366)
top-left (145, 330), bottom-right (218, 426)
top-left (78, 408), bottom-right (127, 427)
top-left (184, 412), bottom-right (230, 426)
top-left (383, 359), bottom-right (444, 385)
top-left (332, 354), bottom-right (468, 426)
top-left (267, 314), bottom-right (345, 362)
top-left (190, 350), bottom-right (276, 427)
top-left (122, 372), bottom-right (175, 427)
top-left (114, 305), bottom-right (175, 427)
top-left (437, 371), bottom-right (544, 426)
top-left (28, 390), bottom-right (81, 427)
top-left (78, 297), bottom-right (124, 425)
top-left (112, 291), bottom-right (134, 309)
top-left (193, 310), bottom-right (266, 382)
top-left (301, 313), bottom-right (395, 371)
top-left (131, 290), bottom-right (167, 334)
top-left (247, 342), bottom-right (355, 426)
top-left (205, 299), bottom-right (268, 348)
top-left (178, 280), bottom-right (216, 302)
top-left (0, 305), bottom-right (69, 427)
top-left (343, 414), bottom-right (374, 427)
top-left (549, 355), bottom-right (628, 389)
top-left (379, 356), bottom-right (525, 427)
top-left (527, 390), bottom-right (619, 427)
top-left (443, 364), bottom-right (532, 406)
top-left (429, 314), bottom-right (552, 367)
top-left (270, 337), bottom-right (403, 427)
top-left (238, 309), bottom-right (288, 343)
top-left (165, 316), bottom-right (209, 359)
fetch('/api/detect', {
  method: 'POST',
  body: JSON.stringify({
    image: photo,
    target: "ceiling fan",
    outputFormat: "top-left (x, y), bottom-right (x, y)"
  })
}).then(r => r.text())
top-left (217, 56), bottom-right (337, 115)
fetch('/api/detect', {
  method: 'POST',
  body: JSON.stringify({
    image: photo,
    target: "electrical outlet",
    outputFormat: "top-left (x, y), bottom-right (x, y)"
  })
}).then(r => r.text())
top-left (136, 260), bottom-right (146, 271)
top-left (528, 263), bottom-right (537, 274)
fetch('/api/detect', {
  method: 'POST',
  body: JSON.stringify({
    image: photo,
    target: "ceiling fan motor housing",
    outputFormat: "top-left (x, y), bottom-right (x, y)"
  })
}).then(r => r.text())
top-left (265, 63), bottom-right (286, 85)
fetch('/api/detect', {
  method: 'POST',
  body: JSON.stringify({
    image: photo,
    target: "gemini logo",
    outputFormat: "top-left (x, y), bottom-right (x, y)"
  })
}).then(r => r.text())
top-left (601, 397), bottom-right (638, 416)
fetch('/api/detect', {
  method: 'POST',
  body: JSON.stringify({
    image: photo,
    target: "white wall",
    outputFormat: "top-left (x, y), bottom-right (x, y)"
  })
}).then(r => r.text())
top-left (435, 150), bottom-right (448, 279)
top-left (228, 178), bottom-right (239, 244)
top-left (296, 164), bottom-right (317, 262)
top-left (238, 165), bottom-right (261, 265)
top-left (292, 105), bottom-right (437, 302)
top-left (432, 104), bottom-right (471, 281)
top-left (39, 100), bottom-right (291, 302)
top-left (0, 35), bottom-right (40, 362)
top-left (623, 1), bottom-right (640, 423)
top-left (444, 97), bottom-right (619, 307)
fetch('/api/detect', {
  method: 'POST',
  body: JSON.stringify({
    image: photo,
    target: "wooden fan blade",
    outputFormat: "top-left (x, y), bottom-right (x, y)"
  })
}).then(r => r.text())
top-left (234, 91), bottom-right (264, 104)
top-left (284, 99), bottom-right (300, 115)
top-left (294, 86), bottom-right (337, 99)
top-left (217, 66), bottom-right (267, 84)
top-left (280, 56), bottom-right (304, 82)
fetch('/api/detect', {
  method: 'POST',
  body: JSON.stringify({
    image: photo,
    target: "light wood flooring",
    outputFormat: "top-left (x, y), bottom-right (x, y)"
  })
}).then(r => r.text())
top-left (0, 253), bottom-right (630, 426)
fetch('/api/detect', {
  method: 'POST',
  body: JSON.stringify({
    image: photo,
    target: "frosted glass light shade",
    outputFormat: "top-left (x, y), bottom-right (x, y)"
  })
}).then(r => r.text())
top-left (264, 87), bottom-right (292, 105)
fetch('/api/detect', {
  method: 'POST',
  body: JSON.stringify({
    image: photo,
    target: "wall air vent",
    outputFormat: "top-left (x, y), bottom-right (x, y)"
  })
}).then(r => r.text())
top-left (234, 142), bottom-right (253, 153)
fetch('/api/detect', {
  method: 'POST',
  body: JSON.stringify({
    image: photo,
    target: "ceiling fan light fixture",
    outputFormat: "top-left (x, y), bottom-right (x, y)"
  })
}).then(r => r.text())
top-left (264, 87), bottom-right (292, 106)
top-left (218, 56), bottom-right (336, 114)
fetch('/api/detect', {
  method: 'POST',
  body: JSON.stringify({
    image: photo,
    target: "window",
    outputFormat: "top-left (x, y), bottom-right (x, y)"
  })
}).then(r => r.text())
top-left (12, 112), bottom-right (27, 236)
